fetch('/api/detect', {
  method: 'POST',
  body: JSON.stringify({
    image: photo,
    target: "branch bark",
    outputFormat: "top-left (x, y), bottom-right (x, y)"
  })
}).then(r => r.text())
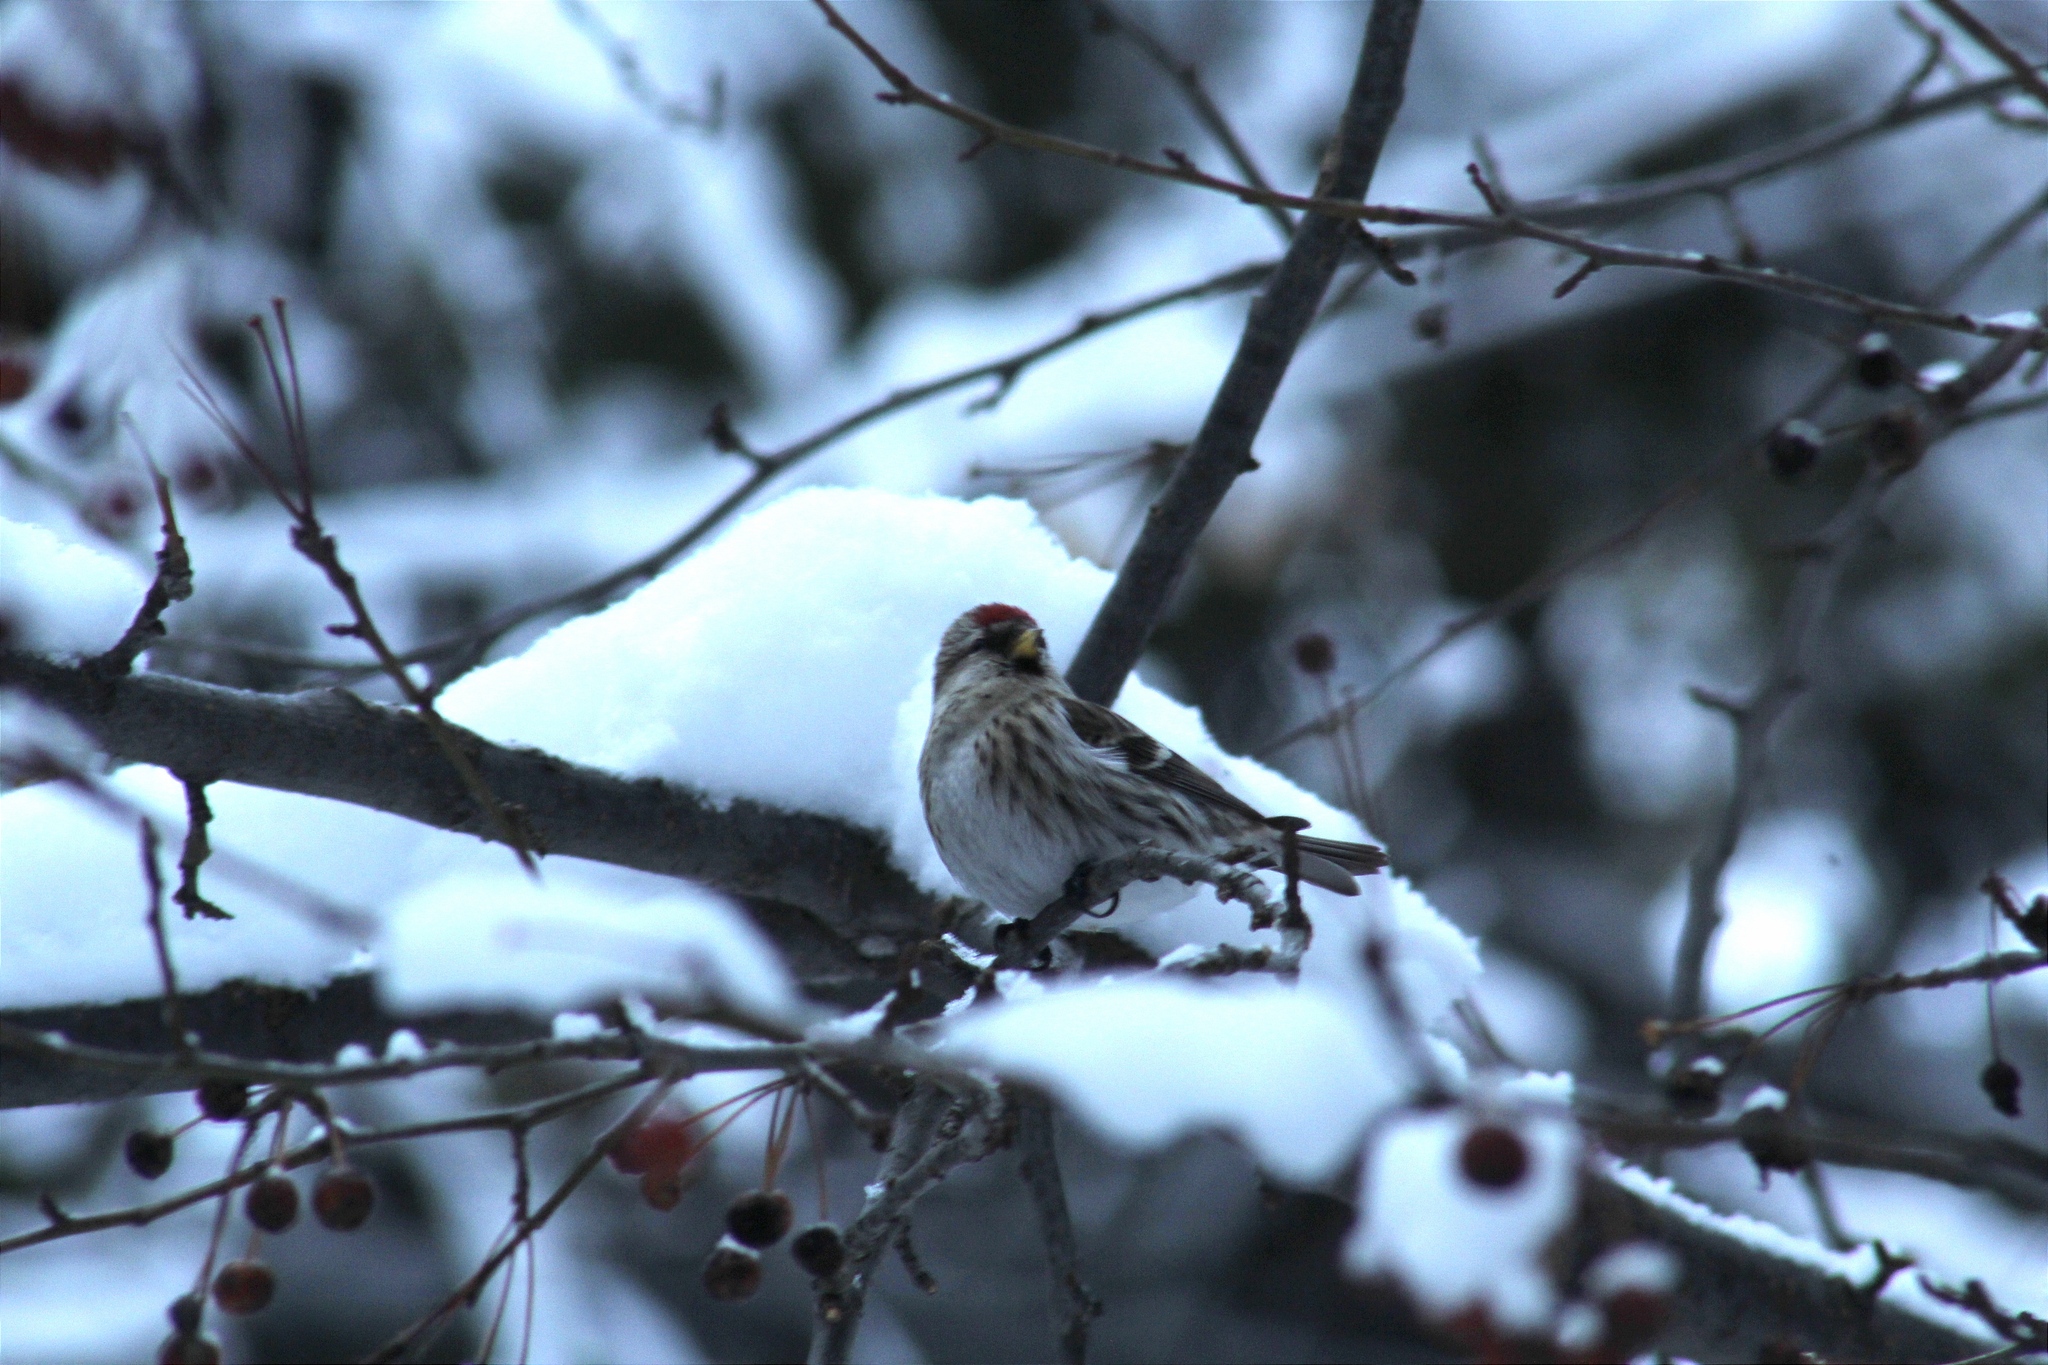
top-left (0, 649), bottom-right (942, 955)
top-left (1063, 0), bottom-right (1425, 703)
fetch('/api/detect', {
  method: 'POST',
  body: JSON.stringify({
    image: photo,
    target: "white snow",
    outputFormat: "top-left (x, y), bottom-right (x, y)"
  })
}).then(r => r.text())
top-left (1601, 1157), bottom-right (2004, 1344)
top-left (937, 974), bottom-right (1408, 1183)
top-left (377, 867), bottom-right (797, 1023)
top-left (1347, 1107), bottom-right (1584, 1333)
top-left (0, 516), bottom-right (145, 656)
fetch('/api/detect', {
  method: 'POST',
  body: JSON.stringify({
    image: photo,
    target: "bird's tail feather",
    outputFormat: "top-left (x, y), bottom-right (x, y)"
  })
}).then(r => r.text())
top-left (1297, 835), bottom-right (1389, 874)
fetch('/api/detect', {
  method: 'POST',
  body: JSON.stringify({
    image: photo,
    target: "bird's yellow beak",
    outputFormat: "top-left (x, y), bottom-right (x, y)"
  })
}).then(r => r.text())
top-left (1007, 628), bottom-right (1043, 664)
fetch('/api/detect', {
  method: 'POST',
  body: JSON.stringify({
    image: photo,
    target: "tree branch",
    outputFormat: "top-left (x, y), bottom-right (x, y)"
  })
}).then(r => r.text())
top-left (1671, 329), bottom-right (2036, 1019)
top-left (1065, 0), bottom-right (1425, 703)
top-left (0, 650), bottom-right (943, 956)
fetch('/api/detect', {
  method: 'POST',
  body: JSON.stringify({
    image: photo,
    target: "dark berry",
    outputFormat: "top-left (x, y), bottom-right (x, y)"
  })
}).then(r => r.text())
top-left (1663, 1060), bottom-right (1724, 1119)
top-left (51, 392), bottom-right (88, 433)
top-left (1736, 1107), bottom-right (1810, 1175)
top-left (175, 458), bottom-right (219, 496)
top-left (792, 1223), bottom-right (847, 1277)
top-left (1866, 408), bottom-right (1926, 472)
top-left (1291, 633), bottom-right (1336, 676)
top-left (210, 1259), bottom-right (274, 1315)
top-left (1982, 1058), bottom-right (2022, 1118)
top-left (196, 1079), bottom-right (249, 1121)
top-left (1411, 303), bottom-right (1449, 347)
top-left (244, 1173), bottom-right (299, 1233)
top-left (157, 1333), bottom-right (222, 1365)
top-left (312, 1168), bottom-right (374, 1230)
top-left (1854, 332), bottom-right (1905, 389)
top-left (0, 355), bottom-right (32, 404)
top-left (1764, 420), bottom-right (1822, 482)
top-left (125, 1129), bottom-right (175, 1179)
top-left (725, 1189), bottom-right (794, 1248)
top-left (702, 1243), bottom-right (763, 1302)
top-left (1458, 1124), bottom-right (1529, 1190)
top-left (612, 1116), bottom-right (699, 1177)
top-left (167, 1293), bottom-right (204, 1334)
top-left (1601, 1288), bottom-right (1670, 1356)
top-left (640, 1168), bottom-right (685, 1212)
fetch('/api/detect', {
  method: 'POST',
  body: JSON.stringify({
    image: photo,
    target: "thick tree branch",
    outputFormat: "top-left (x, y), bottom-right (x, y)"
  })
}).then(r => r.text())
top-left (1066, 0), bottom-right (1425, 702)
top-left (0, 650), bottom-right (943, 954)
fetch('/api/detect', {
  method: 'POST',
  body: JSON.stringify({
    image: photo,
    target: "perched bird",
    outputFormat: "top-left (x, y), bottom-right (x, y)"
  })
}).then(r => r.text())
top-left (919, 603), bottom-right (1387, 918)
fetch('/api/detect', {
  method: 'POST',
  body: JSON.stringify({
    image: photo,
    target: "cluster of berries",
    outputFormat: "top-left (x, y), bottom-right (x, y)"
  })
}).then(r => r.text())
top-left (610, 1111), bottom-right (848, 1303)
top-left (126, 1079), bottom-right (377, 1364)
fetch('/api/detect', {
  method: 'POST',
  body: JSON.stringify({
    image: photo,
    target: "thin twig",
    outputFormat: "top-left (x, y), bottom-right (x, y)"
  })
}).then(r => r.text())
top-left (816, 0), bottom-right (2048, 355)
top-left (1671, 328), bottom-right (2035, 1019)
top-left (557, 0), bottom-right (725, 131)
top-left (366, 1070), bottom-right (687, 1362)
top-left (137, 820), bottom-right (190, 1056)
top-left (187, 262), bottom-right (1272, 693)
top-left (86, 430), bottom-right (192, 682)
top-left (1926, 0), bottom-right (2048, 113)
top-left (1088, 0), bottom-right (1293, 241)
top-left (991, 847), bottom-right (1279, 971)
top-left (182, 303), bottom-right (541, 872)
top-left (172, 776), bottom-right (228, 921)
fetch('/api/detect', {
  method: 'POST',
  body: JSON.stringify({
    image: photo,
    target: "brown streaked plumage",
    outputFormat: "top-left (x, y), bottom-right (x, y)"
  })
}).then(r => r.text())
top-left (918, 604), bottom-right (1387, 918)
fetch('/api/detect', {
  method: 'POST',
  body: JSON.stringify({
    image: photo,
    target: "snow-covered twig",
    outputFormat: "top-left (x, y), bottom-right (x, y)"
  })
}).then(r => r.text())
top-left (0, 650), bottom-right (943, 962)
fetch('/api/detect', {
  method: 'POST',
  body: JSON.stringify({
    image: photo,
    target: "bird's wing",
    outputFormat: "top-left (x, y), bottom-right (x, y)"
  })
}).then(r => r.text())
top-left (1056, 695), bottom-right (1266, 824)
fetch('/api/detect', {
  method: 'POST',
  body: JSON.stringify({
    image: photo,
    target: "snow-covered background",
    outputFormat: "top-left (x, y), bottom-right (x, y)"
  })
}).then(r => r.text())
top-left (2, 1), bottom-right (2044, 1361)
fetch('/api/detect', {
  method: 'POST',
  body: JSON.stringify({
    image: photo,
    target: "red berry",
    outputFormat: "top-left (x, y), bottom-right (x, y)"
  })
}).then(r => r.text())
top-left (703, 1244), bottom-right (763, 1302)
top-left (0, 355), bottom-right (32, 404)
top-left (725, 1189), bottom-right (794, 1248)
top-left (1600, 1287), bottom-right (1670, 1356)
top-left (211, 1259), bottom-right (274, 1315)
top-left (792, 1223), bottom-right (846, 1277)
top-left (611, 1116), bottom-right (700, 1176)
top-left (1458, 1124), bottom-right (1529, 1190)
top-left (245, 1173), bottom-right (299, 1233)
top-left (197, 1079), bottom-right (249, 1121)
top-left (312, 1168), bottom-right (375, 1230)
top-left (126, 1129), bottom-right (175, 1179)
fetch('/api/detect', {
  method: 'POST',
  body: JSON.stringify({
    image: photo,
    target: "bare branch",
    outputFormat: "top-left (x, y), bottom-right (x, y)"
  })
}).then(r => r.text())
top-left (1065, 0), bottom-right (1425, 703)
top-left (1926, 0), bottom-right (2048, 114)
top-left (1087, 1), bottom-right (1293, 241)
top-left (1671, 329), bottom-right (2035, 1019)
top-left (1016, 1093), bottom-right (1100, 1365)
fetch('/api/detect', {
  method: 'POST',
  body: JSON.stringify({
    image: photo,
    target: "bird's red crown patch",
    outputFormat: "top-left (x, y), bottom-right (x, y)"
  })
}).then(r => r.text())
top-left (970, 603), bottom-right (1035, 628)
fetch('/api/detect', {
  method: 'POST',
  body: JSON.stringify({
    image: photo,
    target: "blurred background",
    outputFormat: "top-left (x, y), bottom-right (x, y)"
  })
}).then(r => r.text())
top-left (1, 1), bottom-right (2044, 1361)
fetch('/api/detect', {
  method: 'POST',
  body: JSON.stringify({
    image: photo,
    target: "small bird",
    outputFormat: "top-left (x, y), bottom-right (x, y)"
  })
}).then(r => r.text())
top-left (919, 603), bottom-right (1387, 918)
